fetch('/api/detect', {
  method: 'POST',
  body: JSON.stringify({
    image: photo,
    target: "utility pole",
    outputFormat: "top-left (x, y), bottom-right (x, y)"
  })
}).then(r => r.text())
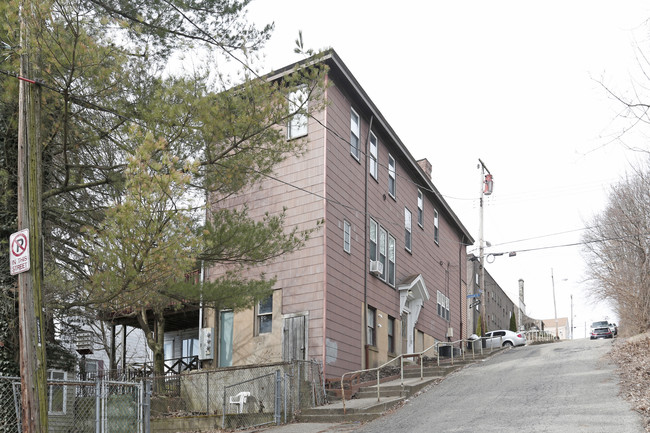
top-left (551, 269), bottom-right (558, 340)
top-left (17, 0), bottom-right (48, 431)
top-left (478, 159), bottom-right (492, 339)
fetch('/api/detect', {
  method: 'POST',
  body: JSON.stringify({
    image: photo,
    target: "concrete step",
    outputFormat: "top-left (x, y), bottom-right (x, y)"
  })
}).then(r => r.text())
top-left (355, 376), bottom-right (440, 399)
top-left (296, 396), bottom-right (405, 423)
top-left (402, 366), bottom-right (458, 378)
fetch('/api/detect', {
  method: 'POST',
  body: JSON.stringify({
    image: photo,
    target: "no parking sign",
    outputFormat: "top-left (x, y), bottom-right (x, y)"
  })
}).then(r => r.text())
top-left (9, 229), bottom-right (30, 275)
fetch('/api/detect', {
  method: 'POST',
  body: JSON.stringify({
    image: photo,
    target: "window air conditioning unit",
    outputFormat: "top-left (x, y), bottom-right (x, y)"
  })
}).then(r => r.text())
top-left (369, 260), bottom-right (383, 276)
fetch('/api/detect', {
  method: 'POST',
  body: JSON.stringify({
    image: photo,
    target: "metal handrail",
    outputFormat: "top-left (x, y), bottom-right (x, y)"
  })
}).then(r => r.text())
top-left (340, 338), bottom-right (492, 413)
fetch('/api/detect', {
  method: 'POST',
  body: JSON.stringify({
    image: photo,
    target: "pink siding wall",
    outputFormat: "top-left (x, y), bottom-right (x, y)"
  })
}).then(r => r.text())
top-left (206, 106), bottom-right (328, 364)
top-left (322, 79), bottom-right (469, 378)
top-left (207, 63), bottom-right (471, 380)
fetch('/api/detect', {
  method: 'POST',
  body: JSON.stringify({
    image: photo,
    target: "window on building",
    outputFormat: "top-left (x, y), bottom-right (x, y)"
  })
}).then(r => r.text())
top-left (369, 131), bottom-right (378, 179)
top-left (388, 154), bottom-right (396, 197)
top-left (434, 209), bottom-right (439, 244)
top-left (367, 306), bottom-right (376, 346)
top-left (404, 208), bottom-right (412, 252)
top-left (350, 108), bottom-right (360, 160)
top-left (48, 370), bottom-right (67, 415)
top-left (417, 190), bottom-right (424, 227)
top-left (379, 227), bottom-right (387, 280)
top-left (257, 295), bottom-right (273, 334)
top-left (437, 291), bottom-right (450, 321)
top-left (343, 220), bottom-right (351, 253)
top-left (387, 234), bottom-right (395, 287)
top-left (287, 87), bottom-right (308, 139)
top-left (369, 219), bottom-right (377, 262)
top-left (182, 336), bottom-right (199, 362)
top-left (164, 341), bottom-right (173, 368)
top-left (388, 316), bottom-right (395, 353)
top-left (370, 218), bottom-right (394, 285)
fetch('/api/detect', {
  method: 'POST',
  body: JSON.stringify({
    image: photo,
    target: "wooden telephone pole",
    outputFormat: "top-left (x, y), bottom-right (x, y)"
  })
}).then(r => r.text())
top-left (17, 0), bottom-right (49, 431)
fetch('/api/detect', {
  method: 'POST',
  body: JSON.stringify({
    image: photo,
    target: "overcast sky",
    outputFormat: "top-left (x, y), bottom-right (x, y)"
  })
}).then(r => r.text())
top-left (244, 1), bottom-right (650, 336)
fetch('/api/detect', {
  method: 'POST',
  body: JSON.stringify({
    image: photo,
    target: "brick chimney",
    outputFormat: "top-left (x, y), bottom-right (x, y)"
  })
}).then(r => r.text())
top-left (417, 158), bottom-right (432, 180)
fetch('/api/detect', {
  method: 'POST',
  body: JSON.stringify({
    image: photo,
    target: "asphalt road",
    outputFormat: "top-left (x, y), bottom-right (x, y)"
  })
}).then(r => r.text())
top-left (351, 338), bottom-right (644, 433)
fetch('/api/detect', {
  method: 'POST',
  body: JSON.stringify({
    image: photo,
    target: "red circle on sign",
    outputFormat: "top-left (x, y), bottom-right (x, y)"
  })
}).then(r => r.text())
top-left (12, 234), bottom-right (27, 257)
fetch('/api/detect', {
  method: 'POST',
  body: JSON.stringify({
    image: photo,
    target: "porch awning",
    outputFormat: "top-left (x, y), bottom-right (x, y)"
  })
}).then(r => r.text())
top-left (397, 274), bottom-right (430, 322)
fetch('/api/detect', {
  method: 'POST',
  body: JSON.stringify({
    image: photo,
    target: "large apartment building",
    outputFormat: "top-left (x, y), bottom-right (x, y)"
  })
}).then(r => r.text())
top-left (186, 50), bottom-right (475, 380)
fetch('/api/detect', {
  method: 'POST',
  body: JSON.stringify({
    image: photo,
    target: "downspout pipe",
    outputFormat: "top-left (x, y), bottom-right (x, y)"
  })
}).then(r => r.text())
top-left (459, 237), bottom-right (464, 340)
top-left (363, 115), bottom-right (374, 370)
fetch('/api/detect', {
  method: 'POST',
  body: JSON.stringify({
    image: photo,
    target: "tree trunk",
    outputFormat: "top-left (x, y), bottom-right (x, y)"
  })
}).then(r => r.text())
top-left (153, 314), bottom-right (166, 377)
top-left (136, 308), bottom-right (166, 392)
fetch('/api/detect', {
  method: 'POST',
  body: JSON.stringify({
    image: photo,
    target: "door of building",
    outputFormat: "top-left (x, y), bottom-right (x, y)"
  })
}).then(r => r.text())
top-left (219, 311), bottom-right (233, 367)
top-left (283, 314), bottom-right (307, 361)
top-left (401, 310), bottom-right (415, 354)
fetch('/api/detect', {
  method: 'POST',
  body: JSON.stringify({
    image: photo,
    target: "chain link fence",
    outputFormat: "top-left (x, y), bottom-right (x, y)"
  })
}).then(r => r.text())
top-left (0, 375), bottom-right (144, 433)
top-left (0, 376), bottom-right (20, 433)
top-left (0, 360), bottom-right (323, 432)
top-left (150, 360), bottom-right (325, 430)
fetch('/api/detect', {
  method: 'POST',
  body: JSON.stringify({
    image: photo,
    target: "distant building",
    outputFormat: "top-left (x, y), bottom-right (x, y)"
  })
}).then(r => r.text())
top-left (466, 255), bottom-right (516, 334)
top-left (541, 317), bottom-right (570, 339)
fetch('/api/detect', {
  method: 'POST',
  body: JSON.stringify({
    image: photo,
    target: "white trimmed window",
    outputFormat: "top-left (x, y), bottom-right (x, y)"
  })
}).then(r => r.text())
top-left (343, 220), bottom-right (351, 253)
top-left (48, 370), bottom-right (67, 415)
top-left (417, 190), bottom-right (423, 227)
top-left (437, 291), bottom-right (450, 321)
top-left (369, 131), bottom-right (378, 180)
top-left (370, 218), bottom-right (395, 285)
top-left (350, 108), bottom-right (360, 160)
top-left (404, 208), bottom-right (412, 252)
top-left (379, 226), bottom-right (387, 280)
top-left (257, 295), bottom-right (273, 334)
top-left (287, 87), bottom-right (308, 139)
top-left (387, 234), bottom-right (395, 287)
top-left (388, 154), bottom-right (396, 197)
top-left (434, 209), bottom-right (439, 244)
top-left (369, 219), bottom-right (377, 262)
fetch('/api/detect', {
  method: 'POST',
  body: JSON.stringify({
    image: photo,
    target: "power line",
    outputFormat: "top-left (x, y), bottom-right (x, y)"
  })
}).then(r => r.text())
top-left (485, 231), bottom-right (650, 259)
top-left (2, 17), bottom-right (627, 258)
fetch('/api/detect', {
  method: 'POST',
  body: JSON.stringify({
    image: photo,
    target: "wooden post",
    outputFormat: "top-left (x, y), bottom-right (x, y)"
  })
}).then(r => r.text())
top-left (17, 0), bottom-right (48, 431)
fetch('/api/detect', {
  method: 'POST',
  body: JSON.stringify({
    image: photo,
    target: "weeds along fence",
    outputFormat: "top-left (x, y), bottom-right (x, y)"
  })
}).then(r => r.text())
top-left (149, 360), bottom-right (325, 430)
top-left (0, 375), bottom-right (144, 433)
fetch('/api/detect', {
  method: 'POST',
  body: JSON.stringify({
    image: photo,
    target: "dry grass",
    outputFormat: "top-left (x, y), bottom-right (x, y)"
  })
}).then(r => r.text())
top-left (610, 333), bottom-right (650, 432)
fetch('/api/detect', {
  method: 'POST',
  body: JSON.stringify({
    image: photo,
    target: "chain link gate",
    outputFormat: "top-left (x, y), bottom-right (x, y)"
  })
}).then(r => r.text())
top-left (0, 375), bottom-right (146, 433)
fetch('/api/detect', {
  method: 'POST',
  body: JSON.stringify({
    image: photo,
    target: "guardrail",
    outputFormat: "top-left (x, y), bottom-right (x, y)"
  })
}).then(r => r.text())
top-left (524, 330), bottom-right (555, 343)
top-left (340, 337), bottom-right (503, 413)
